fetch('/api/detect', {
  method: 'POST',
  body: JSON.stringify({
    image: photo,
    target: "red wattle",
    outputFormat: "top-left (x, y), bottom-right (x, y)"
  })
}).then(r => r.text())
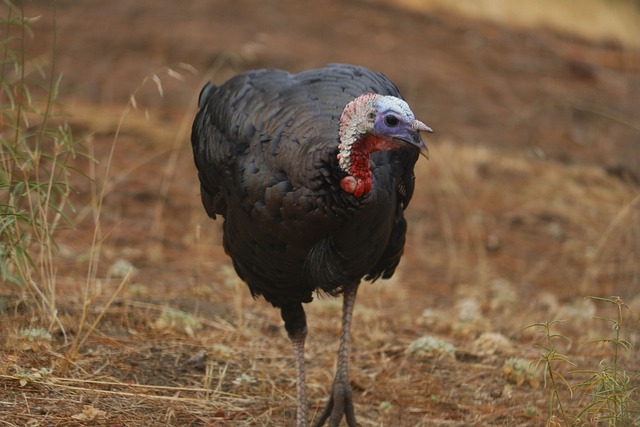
top-left (340, 176), bottom-right (358, 194)
top-left (341, 134), bottom-right (400, 198)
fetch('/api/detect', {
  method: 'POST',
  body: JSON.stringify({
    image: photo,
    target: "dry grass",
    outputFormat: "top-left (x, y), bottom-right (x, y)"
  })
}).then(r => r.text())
top-left (416, 138), bottom-right (640, 297)
top-left (394, 0), bottom-right (640, 48)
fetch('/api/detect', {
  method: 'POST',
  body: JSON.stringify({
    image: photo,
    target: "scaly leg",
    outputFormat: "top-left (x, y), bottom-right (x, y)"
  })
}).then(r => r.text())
top-left (291, 332), bottom-right (308, 427)
top-left (312, 284), bottom-right (359, 427)
top-left (282, 303), bottom-right (309, 427)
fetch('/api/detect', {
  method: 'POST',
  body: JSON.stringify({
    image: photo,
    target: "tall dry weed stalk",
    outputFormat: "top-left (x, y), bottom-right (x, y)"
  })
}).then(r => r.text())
top-left (0, 1), bottom-right (88, 330)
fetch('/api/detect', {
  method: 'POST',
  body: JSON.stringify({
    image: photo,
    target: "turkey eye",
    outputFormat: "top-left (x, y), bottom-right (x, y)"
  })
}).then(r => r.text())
top-left (384, 115), bottom-right (399, 127)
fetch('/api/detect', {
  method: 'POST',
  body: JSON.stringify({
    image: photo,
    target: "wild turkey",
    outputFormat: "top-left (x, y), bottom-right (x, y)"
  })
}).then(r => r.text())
top-left (191, 64), bottom-right (431, 427)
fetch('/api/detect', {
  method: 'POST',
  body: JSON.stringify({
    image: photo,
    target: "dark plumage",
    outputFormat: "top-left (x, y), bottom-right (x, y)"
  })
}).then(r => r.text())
top-left (191, 64), bottom-right (431, 427)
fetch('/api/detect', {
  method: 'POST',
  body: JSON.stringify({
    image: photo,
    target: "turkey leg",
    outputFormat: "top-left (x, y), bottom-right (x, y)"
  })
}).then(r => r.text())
top-left (282, 303), bottom-right (309, 427)
top-left (312, 284), bottom-right (359, 427)
top-left (292, 332), bottom-right (309, 427)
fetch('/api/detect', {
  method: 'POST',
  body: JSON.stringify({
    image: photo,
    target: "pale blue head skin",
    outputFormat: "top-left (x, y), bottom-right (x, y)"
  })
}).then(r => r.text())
top-left (372, 96), bottom-right (432, 156)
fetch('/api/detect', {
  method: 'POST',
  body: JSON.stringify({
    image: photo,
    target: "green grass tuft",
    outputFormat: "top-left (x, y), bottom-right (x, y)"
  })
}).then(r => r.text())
top-left (529, 297), bottom-right (639, 426)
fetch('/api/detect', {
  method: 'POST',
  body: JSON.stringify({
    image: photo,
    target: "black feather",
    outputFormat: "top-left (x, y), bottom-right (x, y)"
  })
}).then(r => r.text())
top-left (304, 237), bottom-right (351, 294)
top-left (198, 82), bottom-right (216, 109)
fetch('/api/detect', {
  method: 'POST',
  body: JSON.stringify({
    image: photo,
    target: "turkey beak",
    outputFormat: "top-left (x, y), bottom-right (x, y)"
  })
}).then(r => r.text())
top-left (411, 119), bottom-right (432, 160)
top-left (414, 136), bottom-right (430, 160)
top-left (392, 120), bottom-right (432, 159)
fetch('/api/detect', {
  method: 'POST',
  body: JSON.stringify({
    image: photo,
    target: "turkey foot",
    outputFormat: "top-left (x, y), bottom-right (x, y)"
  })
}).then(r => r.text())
top-left (312, 285), bottom-right (359, 427)
top-left (312, 377), bottom-right (357, 427)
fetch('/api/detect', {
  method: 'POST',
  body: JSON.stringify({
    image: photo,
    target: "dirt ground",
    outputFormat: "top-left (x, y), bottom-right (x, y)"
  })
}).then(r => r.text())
top-left (1, 0), bottom-right (640, 426)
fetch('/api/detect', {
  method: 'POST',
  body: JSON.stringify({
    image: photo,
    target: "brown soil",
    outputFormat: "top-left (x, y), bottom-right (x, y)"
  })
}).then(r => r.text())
top-left (1, 1), bottom-right (639, 426)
